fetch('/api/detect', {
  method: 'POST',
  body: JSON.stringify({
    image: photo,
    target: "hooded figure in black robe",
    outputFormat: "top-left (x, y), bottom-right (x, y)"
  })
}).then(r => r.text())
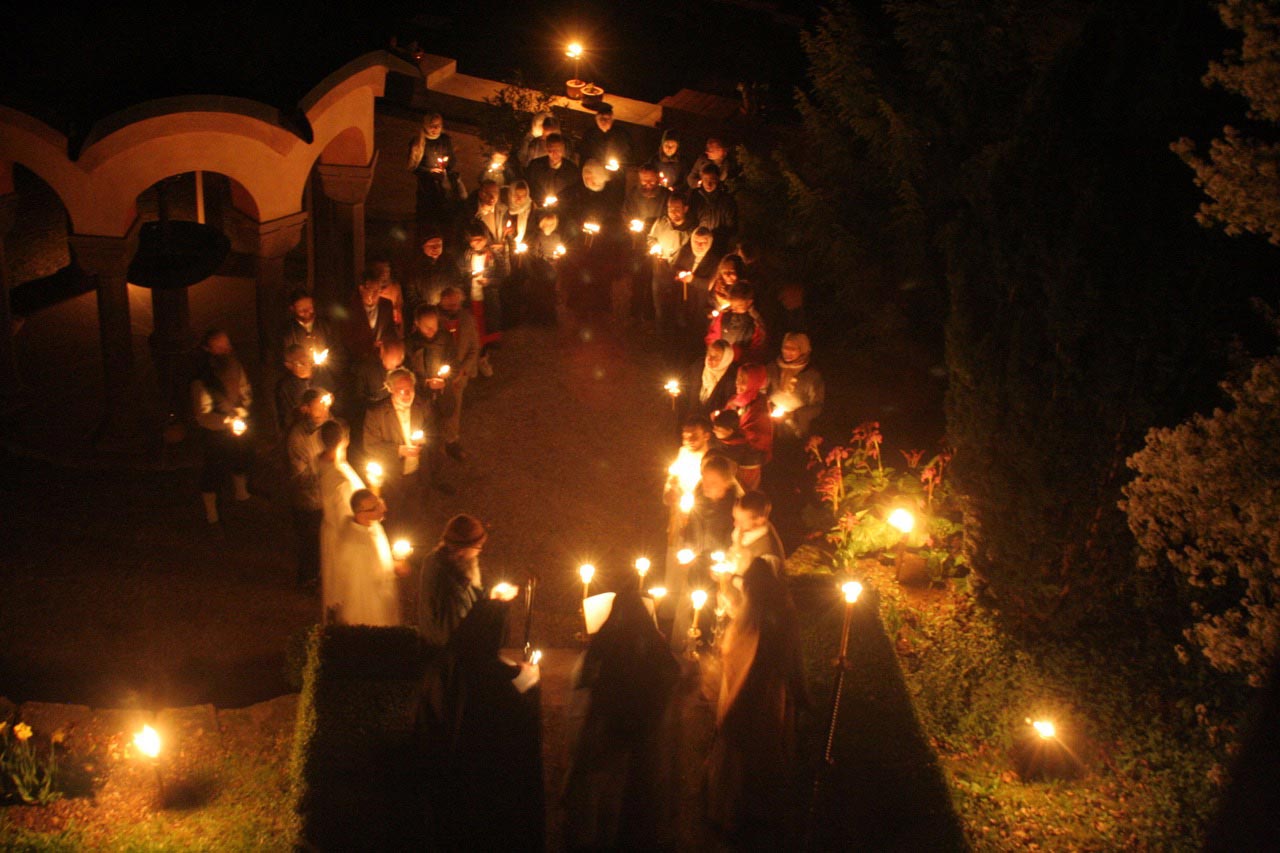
top-left (563, 589), bottom-right (682, 850)
top-left (417, 599), bottom-right (545, 850)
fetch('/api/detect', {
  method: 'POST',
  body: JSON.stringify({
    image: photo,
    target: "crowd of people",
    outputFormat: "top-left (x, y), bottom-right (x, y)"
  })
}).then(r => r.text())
top-left (188, 102), bottom-right (835, 848)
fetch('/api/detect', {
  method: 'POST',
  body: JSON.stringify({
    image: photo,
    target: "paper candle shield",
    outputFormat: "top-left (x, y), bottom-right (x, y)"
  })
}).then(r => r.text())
top-left (583, 592), bottom-right (617, 635)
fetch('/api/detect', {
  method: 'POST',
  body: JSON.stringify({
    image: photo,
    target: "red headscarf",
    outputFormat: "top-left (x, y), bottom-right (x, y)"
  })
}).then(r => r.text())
top-left (727, 363), bottom-right (768, 410)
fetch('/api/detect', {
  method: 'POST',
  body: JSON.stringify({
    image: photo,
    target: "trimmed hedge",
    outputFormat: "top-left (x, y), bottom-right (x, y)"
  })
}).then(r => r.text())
top-left (290, 625), bottom-right (436, 851)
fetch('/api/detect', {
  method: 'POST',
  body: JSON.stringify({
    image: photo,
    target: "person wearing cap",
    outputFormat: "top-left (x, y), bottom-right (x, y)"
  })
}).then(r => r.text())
top-left (413, 513), bottom-right (489, 646)
top-left (580, 102), bottom-right (634, 170)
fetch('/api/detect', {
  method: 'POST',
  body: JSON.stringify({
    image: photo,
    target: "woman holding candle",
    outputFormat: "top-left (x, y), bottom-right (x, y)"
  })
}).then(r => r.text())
top-left (766, 332), bottom-right (825, 441)
top-left (705, 555), bottom-right (806, 847)
top-left (563, 588), bottom-right (681, 850)
top-left (726, 363), bottom-right (774, 473)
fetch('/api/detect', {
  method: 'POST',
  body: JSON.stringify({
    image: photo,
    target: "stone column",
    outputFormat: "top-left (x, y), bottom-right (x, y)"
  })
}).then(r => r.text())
top-left (228, 209), bottom-right (309, 364)
top-left (316, 153), bottom-right (377, 309)
top-left (68, 232), bottom-right (138, 450)
top-left (0, 193), bottom-right (22, 405)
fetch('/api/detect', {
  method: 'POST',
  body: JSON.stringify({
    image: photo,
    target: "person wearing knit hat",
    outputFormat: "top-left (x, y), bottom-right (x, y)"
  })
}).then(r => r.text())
top-left (413, 514), bottom-right (489, 645)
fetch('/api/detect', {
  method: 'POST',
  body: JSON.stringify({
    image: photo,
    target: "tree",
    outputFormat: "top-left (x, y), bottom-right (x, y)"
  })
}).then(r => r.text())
top-left (1174, 0), bottom-right (1280, 245)
top-left (1123, 354), bottom-right (1280, 687)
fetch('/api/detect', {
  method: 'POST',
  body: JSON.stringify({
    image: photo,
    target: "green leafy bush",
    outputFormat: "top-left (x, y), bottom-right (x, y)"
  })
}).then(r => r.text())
top-left (1123, 355), bottom-right (1280, 688)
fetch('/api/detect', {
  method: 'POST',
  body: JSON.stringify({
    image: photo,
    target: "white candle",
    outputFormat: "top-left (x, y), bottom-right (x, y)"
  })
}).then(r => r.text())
top-left (392, 540), bottom-right (413, 560)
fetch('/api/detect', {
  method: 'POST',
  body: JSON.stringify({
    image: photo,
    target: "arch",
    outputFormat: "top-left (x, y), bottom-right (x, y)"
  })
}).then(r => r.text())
top-left (0, 107), bottom-right (85, 232)
top-left (319, 126), bottom-right (369, 167)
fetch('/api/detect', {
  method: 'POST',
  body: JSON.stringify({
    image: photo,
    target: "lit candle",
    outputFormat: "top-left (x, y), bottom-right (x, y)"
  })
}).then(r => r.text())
top-left (888, 508), bottom-right (916, 534)
top-left (710, 551), bottom-right (726, 564)
top-left (629, 219), bottom-right (644, 233)
top-left (676, 548), bottom-right (696, 565)
top-left (437, 364), bottom-right (451, 378)
top-left (410, 429), bottom-right (425, 445)
top-left (471, 253), bottom-right (486, 275)
top-left (677, 271), bottom-right (693, 283)
top-left (583, 222), bottom-right (601, 234)
top-left (492, 581), bottom-right (519, 601)
top-left (544, 195), bottom-right (558, 207)
top-left (678, 492), bottom-right (694, 513)
top-left (648, 586), bottom-right (667, 601)
top-left (530, 649), bottom-right (543, 666)
top-left (635, 556), bottom-right (651, 589)
top-left (392, 539), bottom-right (413, 560)
top-left (230, 418), bottom-right (247, 436)
top-left (691, 588), bottom-right (708, 614)
top-left (579, 563), bottom-right (595, 599)
top-left (515, 241), bottom-right (529, 254)
top-left (554, 244), bottom-right (567, 257)
top-left (664, 379), bottom-right (681, 397)
top-left (606, 158), bottom-right (620, 172)
top-left (313, 348), bottom-right (329, 366)
top-left (770, 404), bottom-right (788, 420)
top-left (838, 580), bottom-right (863, 663)
top-left (648, 244), bottom-right (662, 256)
top-left (365, 461), bottom-right (383, 495)
top-left (321, 393), bottom-right (333, 408)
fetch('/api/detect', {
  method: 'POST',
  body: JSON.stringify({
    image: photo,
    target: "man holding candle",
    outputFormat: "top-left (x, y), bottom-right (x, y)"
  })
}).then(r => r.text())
top-left (524, 133), bottom-right (580, 210)
top-left (647, 193), bottom-right (694, 336)
top-left (280, 290), bottom-right (338, 389)
top-left (362, 368), bottom-right (431, 529)
top-left (413, 513), bottom-right (488, 646)
top-left (404, 231), bottom-right (461, 319)
top-left (437, 286), bottom-right (478, 462)
top-left (191, 328), bottom-right (254, 526)
top-left (670, 454), bottom-right (743, 652)
top-left (274, 344), bottom-right (318, 435)
top-left (623, 165), bottom-right (670, 326)
top-left (580, 102), bottom-right (634, 171)
top-left (343, 264), bottom-right (398, 363)
top-left (333, 489), bottom-right (401, 626)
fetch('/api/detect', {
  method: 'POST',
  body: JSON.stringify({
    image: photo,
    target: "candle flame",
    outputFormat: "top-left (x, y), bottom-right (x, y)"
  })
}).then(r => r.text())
top-left (411, 429), bottom-right (425, 443)
top-left (842, 580), bottom-right (863, 604)
top-left (579, 563), bottom-right (595, 585)
top-left (515, 241), bottom-right (529, 254)
top-left (629, 219), bottom-right (644, 232)
top-left (691, 589), bottom-right (708, 611)
top-left (711, 560), bottom-right (733, 575)
top-left (710, 551), bottom-right (726, 564)
top-left (134, 725), bottom-right (161, 759)
top-left (492, 581), bottom-right (519, 601)
top-left (607, 159), bottom-right (620, 172)
top-left (392, 539), bottom-right (413, 560)
top-left (554, 244), bottom-right (567, 257)
top-left (678, 492), bottom-right (694, 514)
top-left (663, 379), bottom-right (681, 396)
top-left (438, 364), bottom-right (451, 377)
top-left (583, 222), bottom-right (601, 234)
top-left (365, 461), bottom-right (384, 482)
top-left (677, 548), bottom-right (696, 565)
top-left (544, 195), bottom-right (558, 207)
top-left (770, 405), bottom-right (787, 419)
top-left (566, 42), bottom-right (584, 59)
top-left (888, 508), bottom-right (916, 534)
top-left (231, 418), bottom-right (247, 436)
top-left (1031, 719), bottom-right (1056, 739)
top-left (321, 393), bottom-right (333, 408)
top-left (635, 557), bottom-right (651, 575)
top-left (648, 244), bottom-right (662, 255)
top-left (648, 586), bottom-right (667, 600)
top-left (313, 348), bottom-right (329, 365)
top-left (530, 649), bottom-right (543, 666)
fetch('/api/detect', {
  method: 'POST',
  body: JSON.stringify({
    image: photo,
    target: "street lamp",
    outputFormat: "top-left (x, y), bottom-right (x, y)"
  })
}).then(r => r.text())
top-left (566, 42), bottom-right (584, 84)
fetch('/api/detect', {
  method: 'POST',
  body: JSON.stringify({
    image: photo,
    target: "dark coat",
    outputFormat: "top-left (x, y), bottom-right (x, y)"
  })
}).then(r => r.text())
top-left (524, 155), bottom-right (582, 205)
top-left (342, 293), bottom-right (397, 361)
top-left (362, 396), bottom-right (431, 480)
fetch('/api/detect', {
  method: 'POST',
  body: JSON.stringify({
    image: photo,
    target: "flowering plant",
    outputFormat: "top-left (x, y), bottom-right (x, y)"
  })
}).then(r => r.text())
top-left (1, 718), bottom-right (62, 805)
top-left (805, 423), bottom-right (966, 581)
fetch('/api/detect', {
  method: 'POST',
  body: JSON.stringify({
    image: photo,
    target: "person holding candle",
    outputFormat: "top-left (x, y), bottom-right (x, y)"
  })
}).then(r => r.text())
top-left (580, 102), bottom-right (635, 171)
top-left (726, 363), bottom-right (774, 474)
top-left (412, 513), bottom-right (489, 646)
top-left (690, 162), bottom-right (739, 246)
top-left (563, 159), bottom-right (627, 317)
top-left (191, 328), bottom-right (254, 525)
top-left (416, 597), bottom-right (544, 850)
top-left (766, 332), bottom-right (825, 441)
top-left (437, 286), bottom-right (478, 462)
top-left (705, 282), bottom-right (768, 365)
top-left (709, 409), bottom-right (763, 490)
top-left (623, 165), bottom-right (670, 326)
top-left (720, 491), bottom-right (787, 619)
top-left (679, 340), bottom-right (737, 422)
top-left (562, 588), bottom-right (681, 850)
top-left (408, 112), bottom-right (461, 230)
top-left (524, 133), bottom-right (580, 211)
top-left (404, 231), bottom-right (461, 320)
top-left (685, 137), bottom-right (742, 193)
top-left (503, 181), bottom-right (537, 326)
top-left (648, 129), bottom-right (688, 192)
top-left (286, 389), bottom-right (332, 591)
top-left (519, 112), bottom-right (566, 169)
top-left (458, 222), bottom-right (506, 354)
top-left (670, 454), bottom-right (743, 652)
top-left (349, 338), bottom-right (405, 461)
top-left (705, 555), bottom-right (806, 847)
top-left (274, 344), bottom-right (318, 435)
top-left (362, 368), bottom-right (431, 530)
top-left (476, 143), bottom-right (517, 190)
top-left (647, 192), bottom-right (695, 336)
top-left (671, 227), bottom-right (722, 336)
top-left (280, 289), bottom-right (339, 391)
top-left (342, 264), bottom-right (399, 364)
top-left (317, 419), bottom-right (366, 624)
top-left (706, 253), bottom-right (746, 315)
top-left (332, 488), bottom-right (401, 626)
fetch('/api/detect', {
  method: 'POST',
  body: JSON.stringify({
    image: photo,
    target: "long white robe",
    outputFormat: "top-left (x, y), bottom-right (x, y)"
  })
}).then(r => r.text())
top-left (333, 518), bottom-right (400, 626)
top-left (318, 459), bottom-right (365, 621)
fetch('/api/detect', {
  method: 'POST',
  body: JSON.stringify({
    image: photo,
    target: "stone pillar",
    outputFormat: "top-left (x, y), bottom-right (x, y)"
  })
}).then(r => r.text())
top-left (227, 209), bottom-right (309, 364)
top-left (68, 232), bottom-right (139, 450)
top-left (0, 193), bottom-right (22, 405)
top-left (316, 153), bottom-right (377, 309)
top-left (149, 286), bottom-right (192, 419)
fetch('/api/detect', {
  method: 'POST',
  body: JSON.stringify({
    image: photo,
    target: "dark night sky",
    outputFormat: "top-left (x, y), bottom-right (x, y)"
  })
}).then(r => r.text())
top-left (1, 1), bottom-right (816, 138)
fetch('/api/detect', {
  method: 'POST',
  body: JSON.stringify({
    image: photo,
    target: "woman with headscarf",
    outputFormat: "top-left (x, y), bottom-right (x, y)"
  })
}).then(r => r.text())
top-left (725, 364), bottom-right (774, 487)
top-left (766, 332), bottom-right (825, 440)
top-left (417, 598), bottom-right (545, 850)
top-left (707, 254), bottom-right (746, 314)
top-left (705, 555), bottom-right (806, 847)
top-left (680, 339), bottom-right (737, 422)
top-left (563, 589), bottom-right (682, 850)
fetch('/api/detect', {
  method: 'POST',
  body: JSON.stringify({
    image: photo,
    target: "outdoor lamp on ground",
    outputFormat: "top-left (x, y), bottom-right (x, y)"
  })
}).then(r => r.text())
top-left (839, 580), bottom-right (864, 664)
top-left (134, 724), bottom-right (165, 801)
top-left (888, 508), bottom-right (916, 534)
top-left (888, 508), bottom-right (923, 584)
top-left (1013, 716), bottom-right (1083, 781)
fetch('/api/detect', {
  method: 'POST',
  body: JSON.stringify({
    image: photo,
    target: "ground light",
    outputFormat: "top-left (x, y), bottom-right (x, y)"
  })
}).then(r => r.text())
top-left (1013, 716), bottom-right (1084, 781)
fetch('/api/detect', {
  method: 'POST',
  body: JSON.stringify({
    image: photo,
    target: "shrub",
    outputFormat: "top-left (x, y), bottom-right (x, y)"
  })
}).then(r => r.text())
top-left (290, 625), bottom-right (435, 850)
top-left (0, 720), bottom-right (61, 805)
top-left (1123, 355), bottom-right (1280, 688)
